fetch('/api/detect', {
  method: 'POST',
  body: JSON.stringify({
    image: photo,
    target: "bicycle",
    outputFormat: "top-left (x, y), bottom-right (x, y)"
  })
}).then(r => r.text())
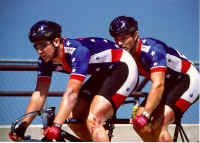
top-left (9, 92), bottom-right (190, 142)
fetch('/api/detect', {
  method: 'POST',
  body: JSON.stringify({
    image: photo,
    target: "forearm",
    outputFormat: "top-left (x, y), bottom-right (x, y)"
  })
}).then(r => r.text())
top-left (144, 86), bottom-right (164, 115)
top-left (54, 88), bottom-right (78, 124)
top-left (23, 91), bottom-right (47, 125)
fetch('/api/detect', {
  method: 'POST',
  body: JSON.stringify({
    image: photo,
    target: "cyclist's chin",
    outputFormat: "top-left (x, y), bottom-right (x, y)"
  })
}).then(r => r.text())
top-left (124, 47), bottom-right (131, 52)
top-left (42, 57), bottom-right (51, 63)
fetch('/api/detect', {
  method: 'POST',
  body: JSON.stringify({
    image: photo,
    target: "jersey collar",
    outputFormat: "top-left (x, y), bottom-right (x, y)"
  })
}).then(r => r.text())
top-left (136, 38), bottom-right (142, 57)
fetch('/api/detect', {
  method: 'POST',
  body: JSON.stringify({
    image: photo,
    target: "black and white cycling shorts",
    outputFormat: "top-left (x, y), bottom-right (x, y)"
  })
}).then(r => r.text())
top-left (78, 51), bottom-right (138, 111)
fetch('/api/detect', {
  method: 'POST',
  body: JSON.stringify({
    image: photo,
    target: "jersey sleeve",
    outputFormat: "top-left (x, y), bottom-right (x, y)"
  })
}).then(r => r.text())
top-left (69, 46), bottom-right (90, 82)
top-left (148, 43), bottom-right (167, 73)
top-left (37, 58), bottom-right (53, 82)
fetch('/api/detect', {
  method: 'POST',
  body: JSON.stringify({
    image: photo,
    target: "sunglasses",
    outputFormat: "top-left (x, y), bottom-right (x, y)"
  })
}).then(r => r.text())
top-left (34, 41), bottom-right (52, 50)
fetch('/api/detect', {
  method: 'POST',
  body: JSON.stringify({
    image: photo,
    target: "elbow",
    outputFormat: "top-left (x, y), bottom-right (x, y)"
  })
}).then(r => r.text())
top-left (63, 89), bottom-right (78, 105)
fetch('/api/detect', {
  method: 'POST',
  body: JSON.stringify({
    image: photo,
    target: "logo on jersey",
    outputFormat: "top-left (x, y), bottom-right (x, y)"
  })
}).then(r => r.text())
top-left (141, 45), bottom-right (150, 53)
top-left (65, 47), bottom-right (76, 55)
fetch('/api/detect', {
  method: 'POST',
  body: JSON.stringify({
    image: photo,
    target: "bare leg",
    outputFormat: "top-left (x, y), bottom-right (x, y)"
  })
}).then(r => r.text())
top-left (68, 98), bottom-right (92, 141)
top-left (86, 95), bottom-right (114, 142)
top-left (158, 105), bottom-right (175, 142)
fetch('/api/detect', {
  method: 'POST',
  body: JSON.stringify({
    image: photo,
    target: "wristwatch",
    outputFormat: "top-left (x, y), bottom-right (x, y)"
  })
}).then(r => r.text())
top-left (53, 123), bottom-right (62, 128)
top-left (142, 111), bottom-right (151, 120)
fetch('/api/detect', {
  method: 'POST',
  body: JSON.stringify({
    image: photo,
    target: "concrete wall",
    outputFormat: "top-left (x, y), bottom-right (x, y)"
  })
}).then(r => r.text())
top-left (0, 124), bottom-right (199, 142)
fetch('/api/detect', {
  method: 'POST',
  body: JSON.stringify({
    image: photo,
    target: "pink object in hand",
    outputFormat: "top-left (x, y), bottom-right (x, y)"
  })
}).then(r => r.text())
top-left (133, 115), bottom-right (148, 128)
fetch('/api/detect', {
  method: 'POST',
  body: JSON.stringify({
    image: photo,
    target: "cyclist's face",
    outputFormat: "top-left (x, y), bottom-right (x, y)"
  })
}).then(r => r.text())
top-left (34, 40), bottom-right (55, 62)
top-left (114, 32), bottom-right (137, 52)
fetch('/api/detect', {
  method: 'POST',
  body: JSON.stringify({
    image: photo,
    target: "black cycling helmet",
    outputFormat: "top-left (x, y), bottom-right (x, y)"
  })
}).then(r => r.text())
top-left (109, 16), bottom-right (138, 37)
top-left (29, 20), bottom-right (62, 43)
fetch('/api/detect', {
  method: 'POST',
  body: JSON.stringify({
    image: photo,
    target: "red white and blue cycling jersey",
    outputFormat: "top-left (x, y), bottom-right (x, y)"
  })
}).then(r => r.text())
top-left (37, 37), bottom-right (138, 108)
top-left (136, 38), bottom-right (192, 78)
top-left (38, 37), bottom-right (127, 81)
top-left (136, 38), bottom-right (199, 114)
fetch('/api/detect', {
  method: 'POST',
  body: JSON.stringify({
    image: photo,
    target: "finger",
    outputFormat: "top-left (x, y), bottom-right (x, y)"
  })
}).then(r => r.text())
top-left (129, 117), bottom-right (133, 124)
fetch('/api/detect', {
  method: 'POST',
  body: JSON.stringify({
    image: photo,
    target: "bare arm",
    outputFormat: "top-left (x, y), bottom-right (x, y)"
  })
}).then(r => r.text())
top-left (53, 78), bottom-right (82, 124)
top-left (143, 72), bottom-right (165, 115)
top-left (22, 78), bottom-right (51, 125)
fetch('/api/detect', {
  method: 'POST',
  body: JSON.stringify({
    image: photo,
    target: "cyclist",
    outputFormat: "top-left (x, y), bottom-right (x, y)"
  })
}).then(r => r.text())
top-left (9, 20), bottom-right (138, 141)
top-left (109, 16), bottom-right (200, 142)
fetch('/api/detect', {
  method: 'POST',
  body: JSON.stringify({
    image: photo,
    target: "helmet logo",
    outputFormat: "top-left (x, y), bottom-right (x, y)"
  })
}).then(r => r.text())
top-left (38, 24), bottom-right (47, 33)
top-left (120, 21), bottom-right (126, 29)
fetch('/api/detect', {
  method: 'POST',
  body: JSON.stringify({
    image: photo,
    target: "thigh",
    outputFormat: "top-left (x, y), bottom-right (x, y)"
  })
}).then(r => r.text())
top-left (70, 97), bottom-right (90, 119)
top-left (88, 95), bottom-right (114, 123)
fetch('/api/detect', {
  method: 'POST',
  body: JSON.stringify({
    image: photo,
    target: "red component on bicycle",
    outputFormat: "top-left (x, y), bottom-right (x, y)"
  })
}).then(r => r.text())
top-left (44, 125), bottom-right (61, 140)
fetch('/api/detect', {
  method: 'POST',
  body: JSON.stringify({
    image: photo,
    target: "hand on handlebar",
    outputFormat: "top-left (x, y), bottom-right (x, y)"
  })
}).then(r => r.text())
top-left (43, 125), bottom-right (61, 140)
top-left (8, 123), bottom-right (27, 141)
top-left (8, 131), bottom-right (23, 141)
top-left (132, 115), bottom-right (149, 129)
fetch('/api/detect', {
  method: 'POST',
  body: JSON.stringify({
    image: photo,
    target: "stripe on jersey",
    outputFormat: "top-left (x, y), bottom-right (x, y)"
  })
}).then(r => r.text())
top-left (70, 74), bottom-right (86, 82)
top-left (111, 93), bottom-right (127, 108)
top-left (62, 39), bottom-right (72, 73)
top-left (175, 98), bottom-right (191, 113)
top-left (112, 49), bottom-right (123, 62)
top-left (136, 39), bottom-right (150, 78)
top-left (181, 59), bottom-right (191, 74)
top-left (166, 54), bottom-right (191, 73)
top-left (150, 67), bottom-right (166, 73)
top-left (89, 49), bottom-right (111, 63)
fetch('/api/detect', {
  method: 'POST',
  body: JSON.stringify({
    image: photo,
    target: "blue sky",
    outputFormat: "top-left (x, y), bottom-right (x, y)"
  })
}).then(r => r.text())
top-left (0, 0), bottom-right (199, 124)
top-left (0, 0), bottom-right (199, 61)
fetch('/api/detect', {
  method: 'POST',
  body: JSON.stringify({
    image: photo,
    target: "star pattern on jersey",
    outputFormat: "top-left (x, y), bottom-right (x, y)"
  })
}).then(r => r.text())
top-left (66, 41), bottom-right (71, 46)
top-left (72, 57), bottom-right (76, 62)
top-left (153, 62), bottom-right (158, 66)
top-left (90, 39), bottom-right (96, 42)
top-left (142, 39), bottom-right (147, 43)
top-left (115, 44), bottom-right (120, 48)
top-left (103, 39), bottom-right (108, 43)
top-left (151, 51), bottom-right (155, 56)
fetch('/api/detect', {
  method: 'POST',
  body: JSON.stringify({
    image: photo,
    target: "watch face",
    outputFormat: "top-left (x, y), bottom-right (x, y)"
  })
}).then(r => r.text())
top-left (142, 111), bottom-right (150, 120)
top-left (54, 123), bottom-right (62, 128)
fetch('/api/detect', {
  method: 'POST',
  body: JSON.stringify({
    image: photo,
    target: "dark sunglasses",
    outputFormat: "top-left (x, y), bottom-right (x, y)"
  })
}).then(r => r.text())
top-left (34, 41), bottom-right (51, 50)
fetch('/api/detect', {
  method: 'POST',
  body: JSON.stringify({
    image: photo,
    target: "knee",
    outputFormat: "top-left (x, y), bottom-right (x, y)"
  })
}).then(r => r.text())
top-left (133, 124), bottom-right (152, 135)
top-left (159, 129), bottom-right (173, 142)
top-left (86, 113), bottom-right (102, 132)
top-left (163, 106), bottom-right (175, 125)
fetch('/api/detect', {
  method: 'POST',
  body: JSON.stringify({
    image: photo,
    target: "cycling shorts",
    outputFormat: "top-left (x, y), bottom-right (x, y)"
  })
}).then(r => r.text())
top-left (164, 65), bottom-right (200, 122)
top-left (79, 60), bottom-right (138, 111)
top-left (141, 65), bottom-right (199, 122)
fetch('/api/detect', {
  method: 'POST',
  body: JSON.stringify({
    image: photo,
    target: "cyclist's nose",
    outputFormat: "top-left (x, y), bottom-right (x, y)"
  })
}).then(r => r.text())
top-left (37, 49), bottom-right (43, 54)
top-left (118, 41), bottom-right (124, 47)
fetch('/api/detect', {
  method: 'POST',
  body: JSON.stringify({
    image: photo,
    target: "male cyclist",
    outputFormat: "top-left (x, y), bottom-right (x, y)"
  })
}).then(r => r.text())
top-left (9, 20), bottom-right (138, 141)
top-left (109, 16), bottom-right (200, 142)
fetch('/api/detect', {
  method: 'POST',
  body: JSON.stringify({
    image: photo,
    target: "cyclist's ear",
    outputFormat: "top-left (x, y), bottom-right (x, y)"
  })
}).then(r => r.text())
top-left (52, 38), bottom-right (61, 47)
